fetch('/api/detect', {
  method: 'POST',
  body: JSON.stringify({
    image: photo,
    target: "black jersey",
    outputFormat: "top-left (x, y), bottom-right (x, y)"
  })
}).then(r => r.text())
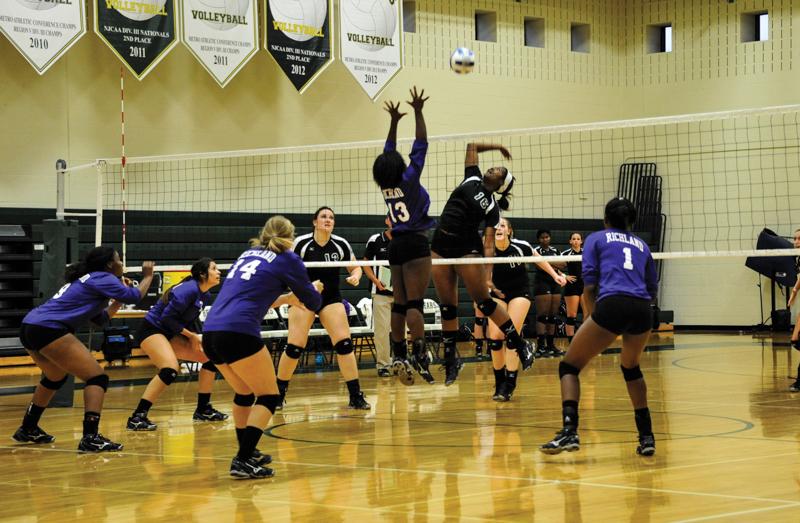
top-left (493, 239), bottom-right (534, 293)
top-left (561, 248), bottom-right (583, 282)
top-left (293, 233), bottom-right (354, 298)
top-left (533, 245), bottom-right (560, 283)
top-left (438, 165), bottom-right (501, 236)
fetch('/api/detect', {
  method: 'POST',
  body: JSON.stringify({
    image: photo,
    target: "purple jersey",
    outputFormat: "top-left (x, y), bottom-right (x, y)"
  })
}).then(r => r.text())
top-left (145, 279), bottom-right (210, 338)
top-left (203, 248), bottom-right (322, 338)
top-left (582, 228), bottom-right (658, 302)
top-left (23, 271), bottom-right (142, 331)
top-left (381, 139), bottom-right (437, 233)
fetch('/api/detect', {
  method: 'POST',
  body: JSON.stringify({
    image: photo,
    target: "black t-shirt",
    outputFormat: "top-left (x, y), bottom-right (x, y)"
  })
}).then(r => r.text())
top-left (533, 245), bottom-right (560, 283)
top-left (493, 239), bottom-right (534, 293)
top-left (438, 165), bottom-right (501, 236)
top-left (561, 248), bottom-right (582, 282)
top-left (293, 233), bottom-right (354, 299)
top-left (362, 231), bottom-right (392, 297)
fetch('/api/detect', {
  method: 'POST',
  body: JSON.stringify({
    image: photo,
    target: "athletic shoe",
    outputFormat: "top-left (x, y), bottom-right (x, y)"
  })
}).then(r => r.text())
top-left (12, 425), bottom-right (55, 444)
top-left (534, 347), bottom-right (548, 359)
top-left (636, 434), bottom-right (656, 456)
top-left (348, 392), bottom-right (371, 410)
top-left (516, 340), bottom-right (535, 371)
top-left (546, 345), bottom-right (565, 358)
top-left (444, 358), bottom-right (463, 386)
top-left (493, 381), bottom-right (516, 402)
top-left (78, 433), bottom-right (123, 453)
top-left (193, 404), bottom-right (229, 422)
top-left (127, 413), bottom-right (157, 431)
top-left (275, 394), bottom-right (286, 411)
top-left (790, 380), bottom-right (800, 392)
top-left (411, 351), bottom-right (436, 384)
top-left (252, 448), bottom-right (272, 466)
top-left (475, 349), bottom-right (483, 360)
top-left (539, 429), bottom-right (580, 455)
top-left (392, 357), bottom-right (415, 386)
top-left (230, 456), bottom-right (275, 479)
top-left (377, 368), bottom-right (391, 378)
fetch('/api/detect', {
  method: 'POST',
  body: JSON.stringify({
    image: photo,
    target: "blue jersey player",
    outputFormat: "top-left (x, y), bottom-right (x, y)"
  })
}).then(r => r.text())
top-left (540, 198), bottom-right (659, 457)
top-left (372, 86), bottom-right (437, 386)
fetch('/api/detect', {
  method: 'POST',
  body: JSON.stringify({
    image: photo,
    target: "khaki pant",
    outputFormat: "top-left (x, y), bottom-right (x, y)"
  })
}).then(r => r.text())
top-left (372, 293), bottom-right (393, 369)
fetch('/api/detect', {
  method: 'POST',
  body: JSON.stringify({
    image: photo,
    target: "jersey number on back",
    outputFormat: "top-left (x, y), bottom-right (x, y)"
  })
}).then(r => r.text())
top-left (622, 247), bottom-right (634, 271)
top-left (388, 202), bottom-right (410, 223)
top-left (227, 259), bottom-right (262, 281)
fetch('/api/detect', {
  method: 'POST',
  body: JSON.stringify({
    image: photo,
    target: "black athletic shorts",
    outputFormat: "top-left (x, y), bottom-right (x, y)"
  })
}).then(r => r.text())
top-left (19, 323), bottom-right (71, 352)
top-left (592, 295), bottom-right (653, 335)
top-left (431, 228), bottom-right (482, 259)
top-left (202, 330), bottom-right (264, 365)
top-left (133, 319), bottom-right (170, 347)
top-left (564, 281), bottom-right (584, 297)
top-left (491, 288), bottom-right (531, 302)
top-left (320, 290), bottom-right (344, 311)
top-left (534, 279), bottom-right (562, 296)
top-left (389, 231), bottom-right (430, 265)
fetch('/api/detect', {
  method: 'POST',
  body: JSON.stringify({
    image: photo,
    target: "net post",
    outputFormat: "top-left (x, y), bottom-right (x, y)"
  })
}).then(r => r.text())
top-left (55, 159), bottom-right (66, 220)
top-left (95, 161), bottom-right (105, 247)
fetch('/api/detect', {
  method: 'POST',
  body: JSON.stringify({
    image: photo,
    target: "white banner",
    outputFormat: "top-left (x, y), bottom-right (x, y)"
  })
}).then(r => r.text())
top-left (181, 0), bottom-right (259, 87)
top-left (0, 0), bottom-right (86, 75)
top-left (339, 0), bottom-right (402, 100)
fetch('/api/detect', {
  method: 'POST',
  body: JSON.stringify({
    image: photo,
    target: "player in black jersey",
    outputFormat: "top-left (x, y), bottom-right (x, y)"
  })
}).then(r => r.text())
top-left (788, 228), bottom-right (800, 391)
top-left (275, 207), bottom-right (371, 410)
top-left (487, 218), bottom-right (565, 401)
top-left (562, 232), bottom-right (585, 344)
top-left (533, 229), bottom-right (566, 357)
top-left (431, 142), bottom-right (535, 385)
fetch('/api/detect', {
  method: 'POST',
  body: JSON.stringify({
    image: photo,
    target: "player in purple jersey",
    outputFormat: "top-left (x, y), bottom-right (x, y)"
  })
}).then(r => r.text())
top-left (540, 198), bottom-right (659, 457)
top-left (127, 258), bottom-right (228, 432)
top-left (13, 246), bottom-right (154, 452)
top-left (202, 216), bottom-right (323, 479)
top-left (373, 86), bottom-right (437, 385)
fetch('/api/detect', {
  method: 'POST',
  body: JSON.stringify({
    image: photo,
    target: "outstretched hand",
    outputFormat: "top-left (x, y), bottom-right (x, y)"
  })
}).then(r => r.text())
top-left (406, 86), bottom-right (429, 112)
top-left (384, 100), bottom-right (406, 121)
top-left (498, 146), bottom-right (512, 160)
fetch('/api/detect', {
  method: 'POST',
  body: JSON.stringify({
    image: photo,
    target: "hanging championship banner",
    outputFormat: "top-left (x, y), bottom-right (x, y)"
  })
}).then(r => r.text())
top-left (340, 0), bottom-right (402, 100)
top-left (0, 0), bottom-right (86, 75)
top-left (181, 0), bottom-right (258, 88)
top-left (95, 0), bottom-right (178, 80)
top-left (265, 0), bottom-right (333, 93)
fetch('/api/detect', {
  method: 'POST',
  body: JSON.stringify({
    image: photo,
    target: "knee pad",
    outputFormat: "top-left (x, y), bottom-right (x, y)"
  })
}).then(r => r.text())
top-left (255, 394), bottom-right (282, 414)
top-left (565, 317), bottom-right (577, 326)
top-left (391, 303), bottom-right (407, 315)
top-left (406, 299), bottom-right (424, 314)
top-left (284, 343), bottom-right (303, 359)
top-left (488, 339), bottom-right (504, 352)
top-left (40, 375), bottom-right (68, 391)
top-left (475, 316), bottom-right (488, 328)
top-left (157, 367), bottom-right (178, 386)
top-left (621, 365), bottom-right (643, 382)
top-left (85, 373), bottom-right (110, 392)
top-left (233, 393), bottom-right (255, 407)
top-left (476, 298), bottom-right (497, 317)
top-left (334, 338), bottom-right (354, 355)
top-left (440, 304), bottom-right (457, 321)
top-left (201, 361), bottom-right (218, 373)
top-left (558, 361), bottom-right (580, 379)
top-left (537, 314), bottom-right (548, 324)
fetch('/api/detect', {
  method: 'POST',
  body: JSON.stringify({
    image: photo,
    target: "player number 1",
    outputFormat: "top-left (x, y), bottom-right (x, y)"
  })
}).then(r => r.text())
top-left (622, 247), bottom-right (634, 270)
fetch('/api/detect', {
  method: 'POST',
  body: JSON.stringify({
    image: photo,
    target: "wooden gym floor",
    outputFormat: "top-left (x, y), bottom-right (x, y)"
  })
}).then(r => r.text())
top-left (0, 332), bottom-right (799, 522)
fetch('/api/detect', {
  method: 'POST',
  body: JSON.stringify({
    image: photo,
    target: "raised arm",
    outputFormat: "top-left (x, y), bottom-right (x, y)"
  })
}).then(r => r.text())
top-left (383, 100), bottom-right (406, 151)
top-left (406, 86), bottom-right (428, 142)
top-left (465, 143), bottom-right (512, 168)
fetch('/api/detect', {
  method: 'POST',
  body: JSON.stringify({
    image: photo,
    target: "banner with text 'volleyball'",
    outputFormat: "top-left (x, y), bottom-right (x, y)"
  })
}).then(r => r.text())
top-left (340, 0), bottom-right (402, 100)
top-left (0, 0), bottom-right (86, 74)
top-left (181, 0), bottom-right (258, 88)
top-left (265, 0), bottom-right (333, 93)
top-left (95, 0), bottom-right (178, 80)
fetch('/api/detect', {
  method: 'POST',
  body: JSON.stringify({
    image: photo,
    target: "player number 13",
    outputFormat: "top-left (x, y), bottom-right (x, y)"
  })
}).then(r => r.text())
top-left (388, 202), bottom-right (410, 223)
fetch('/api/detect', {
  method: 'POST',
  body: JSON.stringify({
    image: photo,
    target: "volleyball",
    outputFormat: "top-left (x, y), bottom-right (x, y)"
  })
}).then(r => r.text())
top-left (14, 0), bottom-right (58, 9)
top-left (450, 47), bottom-right (475, 74)
top-left (341, 0), bottom-right (397, 52)
top-left (190, 0), bottom-right (251, 31)
top-left (115, 0), bottom-right (167, 22)
top-left (269, 0), bottom-right (328, 43)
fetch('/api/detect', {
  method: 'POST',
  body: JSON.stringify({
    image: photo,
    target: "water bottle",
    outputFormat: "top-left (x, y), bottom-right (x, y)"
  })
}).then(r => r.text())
top-left (315, 352), bottom-right (324, 367)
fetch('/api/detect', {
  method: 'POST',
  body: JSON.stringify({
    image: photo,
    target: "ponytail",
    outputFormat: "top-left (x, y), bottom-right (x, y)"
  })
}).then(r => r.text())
top-left (65, 246), bottom-right (116, 282)
top-left (250, 216), bottom-right (295, 254)
top-left (160, 257), bottom-right (213, 304)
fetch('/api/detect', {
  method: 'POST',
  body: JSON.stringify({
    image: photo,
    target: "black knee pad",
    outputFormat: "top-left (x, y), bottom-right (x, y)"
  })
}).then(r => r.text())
top-left (85, 373), bottom-right (110, 392)
top-left (565, 317), bottom-right (577, 326)
top-left (406, 299), bottom-right (424, 314)
top-left (488, 339), bottom-right (504, 352)
top-left (476, 298), bottom-right (497, 317)
top-left (621, 365), bottom-right (643, 382)
top-left (233, 393), bottom-right (255, 407)
top-left (334, 338), bottom-right (354, 355)
top-left (255, 394), bottom-right (282, 414)
top-left (284, 343), bottom-right (303, 359)
top-left (558, 361), bottom-right (580, 379)
top-left (440, 304), bottom-right (457, 321)
top-left (40, 375), bottom-right (68, 391)
top-left (537, 314), bottom-right (548, 323)
top-left (158, 367), bottom-right (178, 386)
top-left (475, 316), bottom-right (488, 328)
top-left (201, 361), bottom-right (218, 373)
top-left (391, 303), bottom-right (407, 315)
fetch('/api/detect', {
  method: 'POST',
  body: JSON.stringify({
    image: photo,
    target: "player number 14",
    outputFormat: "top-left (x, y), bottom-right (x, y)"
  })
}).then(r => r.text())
top-left (622, 247), bottom-right (634, 270)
